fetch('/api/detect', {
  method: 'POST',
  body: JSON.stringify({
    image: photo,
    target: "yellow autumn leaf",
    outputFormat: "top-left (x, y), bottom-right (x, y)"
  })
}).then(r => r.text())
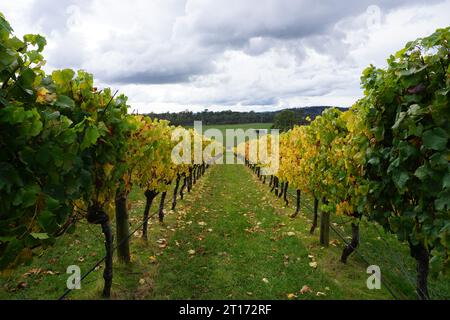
top-left (36, 88), bottom-right (49, 104)
top-left (103, 163), bottom-right (114, 176)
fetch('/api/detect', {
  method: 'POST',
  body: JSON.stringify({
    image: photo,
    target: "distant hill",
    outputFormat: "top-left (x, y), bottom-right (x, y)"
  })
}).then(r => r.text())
top-left (144, 106), bottom-right (348, 126)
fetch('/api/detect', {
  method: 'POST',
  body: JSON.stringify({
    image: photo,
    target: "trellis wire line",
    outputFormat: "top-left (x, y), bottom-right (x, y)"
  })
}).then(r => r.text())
top-left (58, 170), bottom-right (209, 300)
top-left (58, 209), bottom-right (159, 300)
top-left (255, 172), bottom-right (408, 299)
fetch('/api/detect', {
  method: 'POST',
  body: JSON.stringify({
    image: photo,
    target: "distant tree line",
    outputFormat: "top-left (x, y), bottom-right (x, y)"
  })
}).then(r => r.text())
top-left (272, 109), bottom-right (305, 132)
top-left (145, 106), bottom-right (347, 127)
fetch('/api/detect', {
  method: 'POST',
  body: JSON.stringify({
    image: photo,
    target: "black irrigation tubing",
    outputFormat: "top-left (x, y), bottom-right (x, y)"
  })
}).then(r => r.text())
top-left (251, 168), bottom-right (424, 299)
top-left (252, 171), bottom-right (403, 300)
top-left (328, 223), bottom-right (399, 300)
top-left (287, 189), bottom-right (419, 297)
top-left (374, 228), bottom-right (417, 284)
top-left (58, 210), bottom-right (158, 300)
top-left (284, 195), bottom-right (403, 298)
top-left (283, 189), bottom-right (353, 225)
top-left (59, 172), bottom-right (208, 300)
top-left (372, 226), bottom-right (428, 296)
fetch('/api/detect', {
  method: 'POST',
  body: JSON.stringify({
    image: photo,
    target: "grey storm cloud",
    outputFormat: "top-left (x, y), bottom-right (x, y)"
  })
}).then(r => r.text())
top-left (107, 71), bottom-right (194, 85)
top-left (240, 97), bottom-right (279, 107)
top-left (2, 0), bottom-right (447, 112)
top-left (24, 0), bottom-right (442, 86)
top-left (175, 0), bottom-right (439, 46)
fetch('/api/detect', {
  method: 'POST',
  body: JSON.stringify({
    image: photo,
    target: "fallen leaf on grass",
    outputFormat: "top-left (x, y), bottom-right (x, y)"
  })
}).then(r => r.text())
top-left (22, 268), bottom-right (42, 278)
top-left (42, 270), bottom-right (59, 276)
top-left (330, 239), bottom-right (340, 247)
top-left (287, 293), bottom-right (297, 299)
top-left (20, 268), bottom-right (59, 279)
top-left (148, 256), bottom-right (157, 264)
top-left (300, 285), bottom-right (312, 294)
top-left (316, 292), bottom-right (326, 297)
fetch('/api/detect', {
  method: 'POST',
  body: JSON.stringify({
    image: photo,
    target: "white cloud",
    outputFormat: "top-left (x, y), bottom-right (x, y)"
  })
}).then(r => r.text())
top-left (0, 0), bottom-right (448, 113)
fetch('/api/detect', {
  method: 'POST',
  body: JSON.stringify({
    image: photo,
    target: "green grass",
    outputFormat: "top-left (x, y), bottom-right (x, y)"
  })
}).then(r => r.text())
top-left (0, 184), bottom-right (193, 300)
top-left (265, 177), bottom-right (450, 300)
top-left (144, 163), bottom-right (392, 300)
top-left (1, 160), bottom-right (448, 300)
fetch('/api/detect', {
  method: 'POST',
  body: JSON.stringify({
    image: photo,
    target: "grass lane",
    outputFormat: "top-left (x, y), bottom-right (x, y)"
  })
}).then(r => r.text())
top-left (4, 161), bottom-right (445, 299)
top-left (144, 164), bottom-right (391, 300)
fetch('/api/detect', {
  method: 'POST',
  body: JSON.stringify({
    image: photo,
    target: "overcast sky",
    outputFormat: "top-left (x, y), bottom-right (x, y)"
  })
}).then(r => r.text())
top-left (1, 1), bottom-right (449, 113)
